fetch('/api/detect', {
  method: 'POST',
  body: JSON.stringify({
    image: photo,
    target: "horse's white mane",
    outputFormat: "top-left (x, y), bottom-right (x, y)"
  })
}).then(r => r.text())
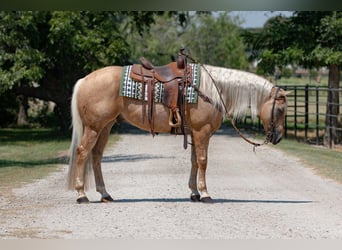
top-left (200, 65), bottom-right (274, 121)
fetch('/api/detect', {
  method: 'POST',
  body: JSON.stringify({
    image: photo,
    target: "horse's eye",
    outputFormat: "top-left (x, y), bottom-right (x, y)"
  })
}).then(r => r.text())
top-left (276, 96), bottom-right (286, 104)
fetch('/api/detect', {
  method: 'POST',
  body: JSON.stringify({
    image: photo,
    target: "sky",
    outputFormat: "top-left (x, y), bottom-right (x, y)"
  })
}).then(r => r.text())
top-left (229, 11), bottom-right (293, 28)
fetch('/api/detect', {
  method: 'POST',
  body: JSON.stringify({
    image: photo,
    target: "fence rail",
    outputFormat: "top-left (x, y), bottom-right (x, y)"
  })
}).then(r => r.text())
top-left (242, 84), bottom-right (342, 147)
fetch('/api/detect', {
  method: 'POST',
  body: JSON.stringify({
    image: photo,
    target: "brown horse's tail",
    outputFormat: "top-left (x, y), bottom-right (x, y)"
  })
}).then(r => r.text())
top-left (67, 78), bottom-right (93, 190)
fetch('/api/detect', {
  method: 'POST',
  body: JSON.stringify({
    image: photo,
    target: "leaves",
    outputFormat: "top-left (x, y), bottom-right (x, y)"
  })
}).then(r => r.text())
top-left (244, 11), bottom-right (342, 72)
top-left (0, 12), bottom-right (47, 92)
top-left (318, 12), bottom-right (342, 50)
top-left (0, 11), bottom-right (154, 129)
top-left (311, 46), bottom-right (342, 65)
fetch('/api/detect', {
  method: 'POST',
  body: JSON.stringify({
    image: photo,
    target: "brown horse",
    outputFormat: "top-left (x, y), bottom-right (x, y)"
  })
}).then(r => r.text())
top-left (68, 64), bottom-right (288, 203)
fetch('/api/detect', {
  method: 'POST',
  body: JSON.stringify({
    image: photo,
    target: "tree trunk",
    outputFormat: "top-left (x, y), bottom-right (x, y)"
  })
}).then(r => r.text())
top-left (15, 84), bottom-right (73, 132)
top-left (16, 95), bottom-right (29, 127)
top-left (324, 64), bottom-right (340, 147)
top-left (54, 99), bottom-right (72, 132)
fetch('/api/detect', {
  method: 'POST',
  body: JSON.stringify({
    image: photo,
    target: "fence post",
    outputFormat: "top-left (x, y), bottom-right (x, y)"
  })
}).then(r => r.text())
top-left (328, 86), bottom-right (333, 149)
top-left (315, 86), bottom-right (319, 145)
top-left (283, 86), bottom-right (288, 139)
top-left (294, 87), bottom-right (297, 139)
top-left (305, 84), bottom-right (309, 142)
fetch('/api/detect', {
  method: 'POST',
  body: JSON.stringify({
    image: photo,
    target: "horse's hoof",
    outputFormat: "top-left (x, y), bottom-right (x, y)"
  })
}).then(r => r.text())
top-left (190, 194), bottom-right (201, 202)
top-left (101, 195), bottom-right (114, 203)
top-left (200, 197), bottom-right (214, 203)
top-left (77, 196), bottom-right (90, 204)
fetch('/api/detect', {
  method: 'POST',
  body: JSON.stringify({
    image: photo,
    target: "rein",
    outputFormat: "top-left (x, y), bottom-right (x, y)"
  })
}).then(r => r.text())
top-left (180, 50), bottom-right (279, 150)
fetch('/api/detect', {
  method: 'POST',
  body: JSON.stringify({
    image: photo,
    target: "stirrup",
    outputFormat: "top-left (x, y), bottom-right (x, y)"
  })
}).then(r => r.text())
top-left (168, 109), bottom-right (181, 128)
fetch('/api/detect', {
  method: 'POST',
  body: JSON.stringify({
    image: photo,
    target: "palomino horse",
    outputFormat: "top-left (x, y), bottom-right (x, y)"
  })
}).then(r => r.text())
top-left (68, 64), bottom-right (288, 203)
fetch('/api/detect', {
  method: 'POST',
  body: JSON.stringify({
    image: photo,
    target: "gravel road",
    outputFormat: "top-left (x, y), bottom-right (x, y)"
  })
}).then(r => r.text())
top-left (1, 126), bottom-right (342, 239)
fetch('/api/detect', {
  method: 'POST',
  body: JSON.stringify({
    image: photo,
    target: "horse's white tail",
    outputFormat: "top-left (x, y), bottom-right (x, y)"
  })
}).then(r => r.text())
top-left (67, 78), bottom-right (93, 190)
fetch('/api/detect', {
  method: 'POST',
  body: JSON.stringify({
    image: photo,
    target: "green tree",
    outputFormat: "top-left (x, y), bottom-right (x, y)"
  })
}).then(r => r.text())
top-left (121, 12), bottom-right (187, 65)
top-left (184, 12), bottom-right (248, 69)
top-left (244, 11), bottom-right (342, 146)
top-left (122, 12), bottom-right (247, 69)
top-left (122, 12), bottom-right (210, 65)
top-left (0, 11), bottom-right (157, 130)
top-left (0, 11), bottom-right (47, 127)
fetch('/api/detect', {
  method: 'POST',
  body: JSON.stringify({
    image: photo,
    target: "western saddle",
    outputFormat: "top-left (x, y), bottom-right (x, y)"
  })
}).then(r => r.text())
top-left (130, 49), bottom-right (192, 148)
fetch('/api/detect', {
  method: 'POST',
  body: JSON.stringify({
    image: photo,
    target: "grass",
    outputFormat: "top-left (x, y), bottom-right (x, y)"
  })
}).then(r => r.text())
top-left (276, 76), bottom-right (329, 86)
top-left (0, 128), bottom-right (119, 191)
top-left (0, 128), bottom-right (69, 191)
top-left (243, 117), bottom-right (342, 184)
top-left (0, 129), bottom-right (69, 166)
top-left (273, 138), bottom-right (342, 184)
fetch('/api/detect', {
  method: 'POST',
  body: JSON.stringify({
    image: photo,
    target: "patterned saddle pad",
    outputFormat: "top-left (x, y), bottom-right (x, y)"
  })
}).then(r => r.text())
top-left (119, 63), bottom-right (201, 103)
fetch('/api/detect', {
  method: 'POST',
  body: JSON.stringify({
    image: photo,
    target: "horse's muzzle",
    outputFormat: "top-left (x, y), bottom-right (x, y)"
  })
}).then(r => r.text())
top-left (270, 130), bottom-right (283, 145)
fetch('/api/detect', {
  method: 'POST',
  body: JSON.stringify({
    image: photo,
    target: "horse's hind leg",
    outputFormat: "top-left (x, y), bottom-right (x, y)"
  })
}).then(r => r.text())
top-left (92, 120), bottom-right (116, 202)
top-left (75, 126), bottom-right (99, 203)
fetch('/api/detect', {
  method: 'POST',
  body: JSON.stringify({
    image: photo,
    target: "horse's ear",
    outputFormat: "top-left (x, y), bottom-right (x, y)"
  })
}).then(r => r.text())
top-left (283, 90), bottom-right (291, 96)
top-left (277, 89), bottom-right (291, 97)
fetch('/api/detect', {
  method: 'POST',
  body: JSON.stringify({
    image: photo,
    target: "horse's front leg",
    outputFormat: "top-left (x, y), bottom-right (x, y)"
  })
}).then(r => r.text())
top-left (189, 126), bottom-right (213, 203)
top-left (189, 141), bottom-right (200, 202)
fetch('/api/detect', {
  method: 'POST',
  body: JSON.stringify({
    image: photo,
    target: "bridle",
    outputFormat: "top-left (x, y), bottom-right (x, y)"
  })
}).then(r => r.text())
top-left (267, 87), bottom-right (282, 142)
top-left (180, 50), bottom-right (282, 151)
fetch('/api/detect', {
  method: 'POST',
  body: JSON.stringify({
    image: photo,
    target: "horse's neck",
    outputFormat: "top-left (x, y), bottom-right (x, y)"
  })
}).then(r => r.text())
top-left (202, 65), bottom-right (273, 120)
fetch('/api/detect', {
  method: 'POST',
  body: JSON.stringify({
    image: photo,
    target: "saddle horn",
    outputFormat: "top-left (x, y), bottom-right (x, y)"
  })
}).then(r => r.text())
top-left (140, 57), bottom-right (154, 70)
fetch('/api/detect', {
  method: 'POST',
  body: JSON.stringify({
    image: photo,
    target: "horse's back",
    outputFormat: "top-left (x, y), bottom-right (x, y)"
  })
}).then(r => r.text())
top-left (80, 65), bottom-right (122, 94)
top-left (85, 65), bottom-right (121, 76)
